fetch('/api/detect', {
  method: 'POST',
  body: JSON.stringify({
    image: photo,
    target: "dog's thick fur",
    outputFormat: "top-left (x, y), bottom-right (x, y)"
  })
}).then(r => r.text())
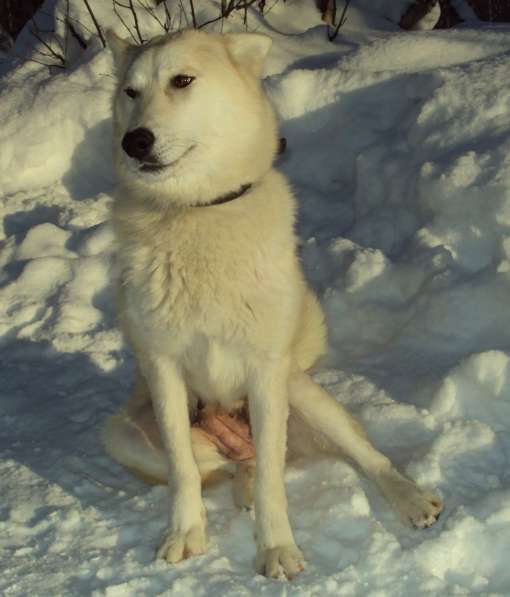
top-left (103, 29), bottom-right (443, 579)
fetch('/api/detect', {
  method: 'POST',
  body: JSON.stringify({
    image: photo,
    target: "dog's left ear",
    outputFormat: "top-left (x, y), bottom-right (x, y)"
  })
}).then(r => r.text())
top-left (224, 33), bottom-right (272, 78)
top-left (107, 29), bottom-right (135, 72)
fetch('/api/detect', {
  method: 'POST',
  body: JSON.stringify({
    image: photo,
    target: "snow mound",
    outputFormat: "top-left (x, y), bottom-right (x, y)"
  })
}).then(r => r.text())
top-left (0, 48), bottom-right (115, 197)
top-left (431, 351), bottom-right (510, 429)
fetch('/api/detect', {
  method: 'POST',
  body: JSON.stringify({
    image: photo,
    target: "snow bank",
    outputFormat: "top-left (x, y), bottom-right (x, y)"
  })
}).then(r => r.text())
top-left (431, 351), bottom-right (510, 428)
top-left (0, 48), bottom-right (115, 196)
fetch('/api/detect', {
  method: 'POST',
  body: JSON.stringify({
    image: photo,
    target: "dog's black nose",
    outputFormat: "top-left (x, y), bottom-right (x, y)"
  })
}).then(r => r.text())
top-left (122, 128), bottom-right (155, 161)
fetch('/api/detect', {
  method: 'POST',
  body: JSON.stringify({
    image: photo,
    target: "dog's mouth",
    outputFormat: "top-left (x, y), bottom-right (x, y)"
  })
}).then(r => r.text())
top-left (138, 145), bottom-right (196, 174)
top-left (140, 162), bottom-right (168, 173)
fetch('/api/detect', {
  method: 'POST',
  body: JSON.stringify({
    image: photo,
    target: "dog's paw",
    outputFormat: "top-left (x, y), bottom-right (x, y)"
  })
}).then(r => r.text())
top-left (256, 544), bottom-right (305, 579)
top-left (378, 470), bottom-right (443, 528)
top-left (157, 524), bottom-right (208, 563)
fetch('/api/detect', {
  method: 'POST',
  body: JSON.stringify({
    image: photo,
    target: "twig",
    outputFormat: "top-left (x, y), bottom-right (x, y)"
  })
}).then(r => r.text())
top-left (82, 0), bottom-right (106, 47)
top-left (67, 20), bottom-right (88, 49)
top-left (128, 0), bottom-right (144, 43)
top-left (189, 0), bottom-right (198, 28)
top-left (64, 0), bottom-right (70, 58)
top-left (178, 0), bottom-right (190, 27)
top-left (327, 0), bottom-right (351, 41)
top-left (30, 19), bottom-right (66, 66)
top-left (162, 1), bottom-right (173, 31)
top-left (39, 9), bottom-right (95, 36)
top-left (8, 49), bottom-right (66, 70)
top-left (136, 0), bottom-right (168, 32)
top-left (197, 0), bottom-right (259, 29)
top-left (198, 14), bottom-right (224, 29)
top-left (113, 0), bottom-right (139, 43)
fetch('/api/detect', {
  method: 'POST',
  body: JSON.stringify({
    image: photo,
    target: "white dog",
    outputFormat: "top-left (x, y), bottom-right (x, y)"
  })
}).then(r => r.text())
top-left (102, 29), bottom-right (443, 579)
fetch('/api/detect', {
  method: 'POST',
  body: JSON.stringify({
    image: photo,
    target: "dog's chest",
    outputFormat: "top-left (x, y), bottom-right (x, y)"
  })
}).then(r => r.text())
top-left (124, 246), bottom-right (211, 329)
top-left (121, 240), bottom-right (250, 406)
top-left (184, 335), bottom-right (247, 406)
top-left (120, 223), bottom-right (263, 346)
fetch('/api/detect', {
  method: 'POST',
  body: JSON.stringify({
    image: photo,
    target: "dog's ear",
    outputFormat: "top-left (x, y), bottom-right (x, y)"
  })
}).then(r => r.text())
top-left (224, 33), bottom-right (272, 78)
top-left (107, 29), bottom-right (134, 72)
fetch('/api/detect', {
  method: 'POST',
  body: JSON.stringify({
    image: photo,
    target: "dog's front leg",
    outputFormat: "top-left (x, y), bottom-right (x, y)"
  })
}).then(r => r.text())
top-left (144, 356), bottom-right (207, 563)
top-left (248, 358), bottom-right (305, 579)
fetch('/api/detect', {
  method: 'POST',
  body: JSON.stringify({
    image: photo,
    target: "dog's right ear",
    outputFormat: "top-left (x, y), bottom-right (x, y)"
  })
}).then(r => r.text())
top-left (107, 30), bottom-right (133, 72)
top-left (224, 33), bottom-right (272, 79)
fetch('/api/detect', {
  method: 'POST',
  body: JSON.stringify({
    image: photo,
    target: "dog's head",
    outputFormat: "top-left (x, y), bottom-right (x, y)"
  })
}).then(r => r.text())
top-left (108, 29), bottom-right (278, 205)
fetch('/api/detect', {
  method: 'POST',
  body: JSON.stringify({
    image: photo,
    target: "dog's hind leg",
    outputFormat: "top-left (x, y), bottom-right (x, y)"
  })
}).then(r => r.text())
top-left (232, 460), bottom-right (256, 509)
top-left (101, 372), bottom-right (234, 486)
top-left (288, 370), bottom-right (443, 528)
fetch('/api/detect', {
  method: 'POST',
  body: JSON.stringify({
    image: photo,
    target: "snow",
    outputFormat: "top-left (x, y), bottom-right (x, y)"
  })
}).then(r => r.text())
top-left (2, 1), bottom-right (510, 594)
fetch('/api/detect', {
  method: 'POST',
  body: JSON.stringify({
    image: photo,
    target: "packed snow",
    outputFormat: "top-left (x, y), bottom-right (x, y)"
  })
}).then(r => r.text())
top-left (2, 1), bottom-right (510, 595)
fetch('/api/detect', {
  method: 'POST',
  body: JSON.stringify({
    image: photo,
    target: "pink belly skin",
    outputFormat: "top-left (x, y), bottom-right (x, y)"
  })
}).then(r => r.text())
top-left (194, 407), bottom-right (255, 461)
top-left (130, 399), bottom-right (255, 462)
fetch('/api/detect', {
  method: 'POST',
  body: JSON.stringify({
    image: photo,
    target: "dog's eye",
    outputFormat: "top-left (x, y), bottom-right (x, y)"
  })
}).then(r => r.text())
top-left (124, 87), bottom-right (139, 99)
top-left (171, 75), bottom-right (195, 89)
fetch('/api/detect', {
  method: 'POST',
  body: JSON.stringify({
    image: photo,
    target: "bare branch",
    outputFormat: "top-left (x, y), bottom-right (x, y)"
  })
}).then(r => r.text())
top-left (67, 20), bottom-right (88, 49)
top-left (128, 0), bottom-right (145, 43)
top-left (113, 0), bottom-right (139, 43)
top-left (64, 0), bottom-right (70, 58)
top-left (327, 0), bottom-right (351, 41)
top-left (178, 0), bottom-right (190, 27)
top-left (162, 1), bottom-right (173, 31)
top-left (39, 9), bottom-right (95, 36)
top-left (197, 14), bottom-right (224, 29)
top-left (136, 0), bottom-right (167, 32)
top-left (189, 0), bottom-right (198, 28)
top-left (197, 0), bottom-right (259, 29)
top-left (30, 18), bottom-right (66, 65)
top-left (8, 49), bottom-right (66, 70)
top-left (82, 0), bottom-right (106, 47)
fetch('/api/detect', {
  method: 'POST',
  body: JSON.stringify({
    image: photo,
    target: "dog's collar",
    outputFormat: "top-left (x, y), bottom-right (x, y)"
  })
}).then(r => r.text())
top-left (195, 183), bottom-right (252, 207)
top-left (190, 137), bottom-right (287, 208)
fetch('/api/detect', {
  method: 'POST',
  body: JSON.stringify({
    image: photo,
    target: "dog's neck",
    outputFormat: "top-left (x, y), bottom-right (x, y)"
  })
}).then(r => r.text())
top-left (188, 136), bottom-right (287, 208)
top-left (193, 183), bottom-right (252, 208)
